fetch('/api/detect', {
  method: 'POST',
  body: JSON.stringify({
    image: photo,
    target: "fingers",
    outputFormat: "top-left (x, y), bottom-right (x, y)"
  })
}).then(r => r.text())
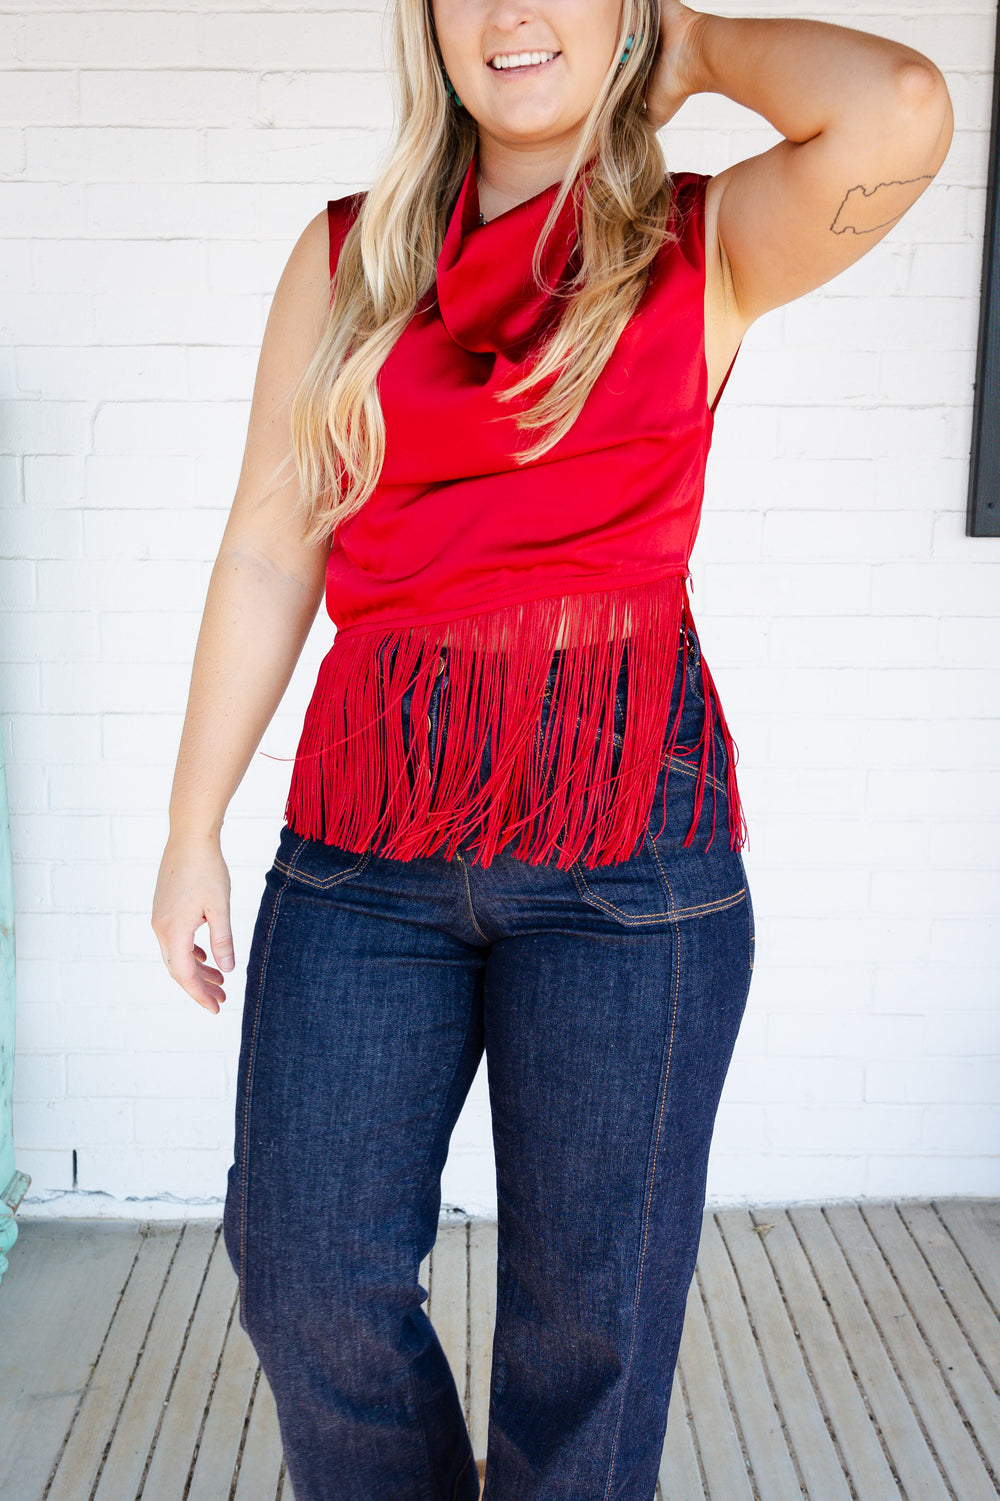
top-left (189, 942), bottom-right (229, 1007)
top-left (206, 909), bottom-right (236, 973)
top-left (160, 940), bottom-right (228, 1014)
top-left (192, 943), bottom-right (226, 984)
top-left (151, 845), bottom-right (236, 1014)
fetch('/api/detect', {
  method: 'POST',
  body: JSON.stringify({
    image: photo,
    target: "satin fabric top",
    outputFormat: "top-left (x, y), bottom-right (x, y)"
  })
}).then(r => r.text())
top-left (322, 150), bottom-right (738, 638)
top-left (281, 151), bottom-right (748, 867)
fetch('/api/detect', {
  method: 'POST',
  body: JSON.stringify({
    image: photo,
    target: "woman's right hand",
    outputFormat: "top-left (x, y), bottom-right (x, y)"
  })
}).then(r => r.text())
top-left (152, 834), bottom-right (236, 1014)
top-left (645, 1), bottom-right (706, 131)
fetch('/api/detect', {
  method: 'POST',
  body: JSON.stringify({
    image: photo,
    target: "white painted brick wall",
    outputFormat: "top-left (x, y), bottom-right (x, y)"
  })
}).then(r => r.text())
top-left (3, 1), bottom-right (998, 1218)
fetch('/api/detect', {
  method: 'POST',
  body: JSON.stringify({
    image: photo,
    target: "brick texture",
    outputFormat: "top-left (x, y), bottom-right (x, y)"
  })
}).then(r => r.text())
top-left (3, 1), bottom-right (997, 1216)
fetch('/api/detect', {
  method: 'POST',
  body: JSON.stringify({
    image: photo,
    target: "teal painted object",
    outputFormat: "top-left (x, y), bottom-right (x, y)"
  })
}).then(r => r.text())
top-left (0, 738), bottom-right (29, 1285)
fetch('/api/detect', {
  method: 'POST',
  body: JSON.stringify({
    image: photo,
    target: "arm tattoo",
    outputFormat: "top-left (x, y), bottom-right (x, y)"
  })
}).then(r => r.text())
top-left (830, 176), bottom-right (934, 235)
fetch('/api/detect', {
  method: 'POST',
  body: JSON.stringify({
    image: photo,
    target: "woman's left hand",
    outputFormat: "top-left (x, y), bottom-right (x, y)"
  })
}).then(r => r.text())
top-left (644, 0), bottom-right (706, 130)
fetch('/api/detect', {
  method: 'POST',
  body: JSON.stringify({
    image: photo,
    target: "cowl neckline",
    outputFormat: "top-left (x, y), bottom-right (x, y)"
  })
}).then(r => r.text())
top-left (435, 148), bottom-right (585, 356)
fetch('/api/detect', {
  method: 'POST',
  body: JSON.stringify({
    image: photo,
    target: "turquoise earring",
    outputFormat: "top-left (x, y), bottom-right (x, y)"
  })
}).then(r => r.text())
top-left (617, 33), bottom-right (635, 70)
top-left (442, 68), bottom-right (463, 108)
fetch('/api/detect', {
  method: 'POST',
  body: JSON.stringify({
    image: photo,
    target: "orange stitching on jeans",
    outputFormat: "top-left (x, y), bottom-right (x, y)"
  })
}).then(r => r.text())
top-left (645, 834), bottom-right (745, 920)
top-left (272, 847), bottom-right (372, 888)
top-left (664, 753), bottom-right (728, 798)
top-left (643, 830), bottom-right (680, 915)
top-left (568, 860), bottom-right (667, 920)
top-left (570, 856), bottom-right (746, 923)
top-left (451, 1451), bottom-right (473, 1500)
top-left (603, 916), bottom-right (682, 1497)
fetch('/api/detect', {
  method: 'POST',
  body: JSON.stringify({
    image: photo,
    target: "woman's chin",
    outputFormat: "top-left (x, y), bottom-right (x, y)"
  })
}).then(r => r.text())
top-left (474, 106), bottom-right (584, 146)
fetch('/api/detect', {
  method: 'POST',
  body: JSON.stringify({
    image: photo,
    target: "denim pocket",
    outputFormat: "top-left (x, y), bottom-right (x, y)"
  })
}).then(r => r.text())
top-left (272, 824), bottom-right (372, 891)
top-left (571, 826), bottom-right (748, 924)
top-left (569, 844), bottom-right (673, 923)
top-left (567, 629), bottom-right (744, 924)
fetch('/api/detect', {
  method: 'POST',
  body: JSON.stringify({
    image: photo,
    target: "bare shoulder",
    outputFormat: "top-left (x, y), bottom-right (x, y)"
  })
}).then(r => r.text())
top-left (241, 205), bottom-right (332, 446)
top-left (271, 207), bottom-right (332, 345)
top-left (221, 206), bottom-right (335, 583)
top-left (244, 206), bottom-right (333, 423)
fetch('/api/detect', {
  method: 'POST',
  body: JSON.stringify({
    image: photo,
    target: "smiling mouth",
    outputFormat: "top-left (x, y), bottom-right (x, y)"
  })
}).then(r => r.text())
top-left (487, 51), bottom-right (561, 74)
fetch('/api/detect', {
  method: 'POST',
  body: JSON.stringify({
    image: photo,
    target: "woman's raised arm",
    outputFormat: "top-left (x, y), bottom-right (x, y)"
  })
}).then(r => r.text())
top-left (649, 3), bottom-right (954, 324)
top-left (151, 205), bottom-right (335, 1014)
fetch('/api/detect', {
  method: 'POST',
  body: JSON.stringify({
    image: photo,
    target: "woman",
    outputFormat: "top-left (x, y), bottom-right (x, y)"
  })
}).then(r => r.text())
top-left (152, 2), bottom-right (952, 1497)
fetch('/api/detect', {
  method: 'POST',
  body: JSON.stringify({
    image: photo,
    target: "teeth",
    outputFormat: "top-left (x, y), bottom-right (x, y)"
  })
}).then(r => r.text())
top-left (490, 50), bottom-right (557, 70)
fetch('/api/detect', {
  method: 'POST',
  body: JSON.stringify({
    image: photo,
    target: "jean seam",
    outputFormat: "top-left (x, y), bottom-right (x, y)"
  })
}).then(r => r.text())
top-left (237, 850), bottom-right (298, 1336)
top-left (664, 754), bottom-right (727, 797)
top-left (272, 846), bottom-right (372, 888)
top-left (645, 830), bottom-right (678, 916)
top-left (409, 990), bottom-right (481, 1500)
top-left (744, 869), bottom-right (756, 977)
top-left (451, 1451), bottom-right (473, 1501)
top-left (645, 832), bottom-right (745, 921)
top-left (457, 857), bottom-right (490, 943)
top-left (602, 918), bottom-right (682, 1500)
top-left (570, 859), bottom-right (746, 924)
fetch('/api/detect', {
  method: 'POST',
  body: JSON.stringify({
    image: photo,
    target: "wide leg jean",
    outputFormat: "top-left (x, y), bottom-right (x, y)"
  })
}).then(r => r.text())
top-left (222, 625), bottom-right (755, 1501)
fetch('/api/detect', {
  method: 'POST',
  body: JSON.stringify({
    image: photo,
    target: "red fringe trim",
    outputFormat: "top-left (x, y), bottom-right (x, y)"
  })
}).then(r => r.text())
top-left (282, 574), bottom-right (747, 869)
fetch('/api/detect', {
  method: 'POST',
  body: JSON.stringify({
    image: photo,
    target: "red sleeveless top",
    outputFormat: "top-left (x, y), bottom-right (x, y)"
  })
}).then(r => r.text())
top-left (282, 148), bottom-right (746, 868)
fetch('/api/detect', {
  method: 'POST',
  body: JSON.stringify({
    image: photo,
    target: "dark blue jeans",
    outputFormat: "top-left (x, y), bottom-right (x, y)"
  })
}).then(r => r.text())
top-left (223, 626), bottom-right (755, 1501)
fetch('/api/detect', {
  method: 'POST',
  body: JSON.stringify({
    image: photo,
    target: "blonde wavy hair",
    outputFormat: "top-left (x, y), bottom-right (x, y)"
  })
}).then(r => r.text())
top-left (287, 0), bottom-right (680, 546)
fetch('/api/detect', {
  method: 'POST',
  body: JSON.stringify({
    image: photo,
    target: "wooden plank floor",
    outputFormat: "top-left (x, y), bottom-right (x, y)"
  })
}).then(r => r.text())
top-left (1, 1200), bottom-right (998, 1500)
